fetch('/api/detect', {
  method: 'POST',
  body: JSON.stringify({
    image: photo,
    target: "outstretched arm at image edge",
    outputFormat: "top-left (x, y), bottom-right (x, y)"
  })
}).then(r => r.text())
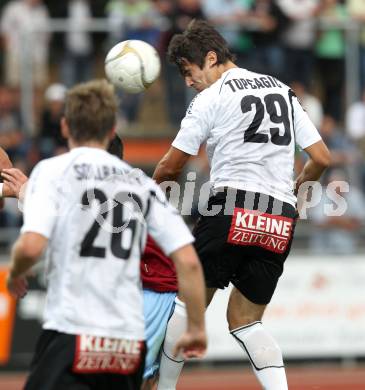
top-left (7, 233), bottom-right (47, 298)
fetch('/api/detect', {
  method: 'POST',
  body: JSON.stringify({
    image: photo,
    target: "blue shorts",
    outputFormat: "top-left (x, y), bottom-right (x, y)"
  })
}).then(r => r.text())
top-left (143, 289), bottom-right (177, 379)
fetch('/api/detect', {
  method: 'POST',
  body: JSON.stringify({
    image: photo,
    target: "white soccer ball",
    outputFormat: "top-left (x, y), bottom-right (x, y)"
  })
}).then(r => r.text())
top-left (105, 40), bottom-right (161, 94)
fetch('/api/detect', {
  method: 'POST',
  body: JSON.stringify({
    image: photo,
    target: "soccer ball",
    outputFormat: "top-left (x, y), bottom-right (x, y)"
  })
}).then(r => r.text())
top-left (105, 40), bottom-right (161, 94)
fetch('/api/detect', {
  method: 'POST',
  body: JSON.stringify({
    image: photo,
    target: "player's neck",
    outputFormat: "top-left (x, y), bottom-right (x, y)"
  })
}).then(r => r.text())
top-left (68, 139), bottom-right (108, 151)
top-left (218, 61), bottom-right (238, 75)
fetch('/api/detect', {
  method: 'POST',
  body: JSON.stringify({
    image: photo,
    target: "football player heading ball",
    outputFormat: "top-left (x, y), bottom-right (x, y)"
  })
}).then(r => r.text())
top-left (153, 20), bottom-right (331, 390)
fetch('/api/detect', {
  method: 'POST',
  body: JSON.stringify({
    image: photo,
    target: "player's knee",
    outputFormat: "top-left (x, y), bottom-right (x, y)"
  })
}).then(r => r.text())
top-left (227, 316), bottom-right (255, 331)
top-left (226, 307), bottom-right (259, 331)
top-left (250, 344), bottom-right (283, 369)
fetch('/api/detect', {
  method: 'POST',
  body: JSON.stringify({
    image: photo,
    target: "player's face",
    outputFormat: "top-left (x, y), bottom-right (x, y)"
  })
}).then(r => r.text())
top-left (181, 55), bottom-right (219, 92)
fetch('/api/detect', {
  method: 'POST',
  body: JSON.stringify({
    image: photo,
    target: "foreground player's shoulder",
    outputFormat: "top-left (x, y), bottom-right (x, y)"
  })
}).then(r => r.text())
top-left (185, 88), bottom-right (213, 118)
top-left (31, 153), bottom-right (71, 179)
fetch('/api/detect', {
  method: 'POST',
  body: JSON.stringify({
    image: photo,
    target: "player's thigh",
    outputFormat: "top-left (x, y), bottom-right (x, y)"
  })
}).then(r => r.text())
top-left (227, 286), bottom-right (267, 330)
top-left (193, 205), bottom-right (234, 289)
top-left (143, 289), bottom-right (176, 379)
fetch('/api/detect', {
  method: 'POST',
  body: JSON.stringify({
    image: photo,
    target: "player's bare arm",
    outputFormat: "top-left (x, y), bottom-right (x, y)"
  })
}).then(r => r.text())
top-left (7, 232), bottom-right (47, 299)
top-left (153, 147), bottom-right (191, 184)
top-left (295, 140), bottom-right (331, 193)
top-left (169, 244), bottom-right (207, 359)
top-left (0, 147), bottom-right (13, 205)
top-left (0, 147), bottom-right (12, 170)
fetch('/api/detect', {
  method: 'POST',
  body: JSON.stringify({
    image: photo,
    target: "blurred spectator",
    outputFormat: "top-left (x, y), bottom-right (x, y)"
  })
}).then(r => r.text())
top-left (106, 0), bottom-right (161, 46)
top-left (172, 0), bottom-right (205, 33)
top-left (320, 115), bottom-right (358, 169)
top-left (308, 169), bottom-right (365, 255)
top-left (106, 0), bottom-right (162, 125)
top-left (320, 114), bottom-right (363, 191)
top-left (346, 89), bottom-right (365, 190)
top-left (0, 86), bottom-right (25, 161)
top-left (156, 0), bottom-right (205, 128)
top-left (201, 0), bottom-right (249, 66)
top-left (246, 0), bottom-right (288, 79)
top-left (347, 0), bottom-right (365, 91)
top-left (61, 0), bottom-right (93, 87)
top-left (291, 81), bottom-right (323, 129)
top-left (0, 0), bottom-right (50, 89)
top-left (315, 0), bottom-right (347, 121)
top-left (278, 0), bottom-right (320, 87)
top-left (38, 83), bottom-right (68, 158)
top-left (346, 89), bottom-right (365, 149)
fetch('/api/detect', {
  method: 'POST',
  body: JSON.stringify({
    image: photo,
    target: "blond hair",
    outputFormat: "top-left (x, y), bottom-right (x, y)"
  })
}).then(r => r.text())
top-left (65, 79), bottom-right (118, 143)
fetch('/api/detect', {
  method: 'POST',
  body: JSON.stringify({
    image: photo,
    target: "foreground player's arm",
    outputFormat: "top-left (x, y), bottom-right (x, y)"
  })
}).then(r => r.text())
top-left (153, 146), bottom-right (191, 184)
top-left (7, 162), bottom-right (58, 298)
top-left (295, 140), bottom-right (331, 193)
top-left (0, 147), bottom-right (13, 202)
top-left (7, 233), bottom-right (47, 298)
top-left (169, 244), bottom-right (206, 358)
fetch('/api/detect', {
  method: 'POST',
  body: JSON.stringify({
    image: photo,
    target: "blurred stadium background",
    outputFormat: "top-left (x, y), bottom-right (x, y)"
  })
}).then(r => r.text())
top-left (0, 0), bottom-right (365, 388)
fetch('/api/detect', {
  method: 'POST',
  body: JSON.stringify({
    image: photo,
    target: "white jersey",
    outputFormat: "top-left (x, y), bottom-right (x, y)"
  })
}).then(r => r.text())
top-left (21, 147), bottom-right (193, 340)
top-left (172, 67), bottom-right (322, 206)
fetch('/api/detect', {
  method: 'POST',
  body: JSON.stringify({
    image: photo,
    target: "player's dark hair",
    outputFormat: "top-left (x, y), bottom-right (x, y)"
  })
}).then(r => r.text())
top-left (167, 20), bottom-right (235, 72)
top-left (108, 134), bottom-right (124, 159)
top-left (65, 79), bottom-right (118, 143)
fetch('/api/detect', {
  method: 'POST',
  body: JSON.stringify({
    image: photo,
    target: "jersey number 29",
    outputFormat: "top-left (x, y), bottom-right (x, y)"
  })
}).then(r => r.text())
top-left (241, 93), bottom-right (292, 145)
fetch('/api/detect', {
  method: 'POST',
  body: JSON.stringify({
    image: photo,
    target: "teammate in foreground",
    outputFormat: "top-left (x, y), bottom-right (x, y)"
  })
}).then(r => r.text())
top-left (153, 20), bottom-right (331, 390)
top-left (2, 135), bottom-right (186, 390)
top-left (5, 79), bottom-right (206, 390)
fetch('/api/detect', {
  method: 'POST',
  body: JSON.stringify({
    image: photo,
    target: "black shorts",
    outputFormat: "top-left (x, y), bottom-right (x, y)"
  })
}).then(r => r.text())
top-left (24, 330), bottom-right (146, 390)
top-left (193, 189), bottom-right (297, 305)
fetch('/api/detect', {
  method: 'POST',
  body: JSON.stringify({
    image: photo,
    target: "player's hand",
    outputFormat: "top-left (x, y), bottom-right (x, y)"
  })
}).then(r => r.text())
top-left (173, 329), bottom-right (207, 359)
top-left (6, 273), bottom-right (28, 299)
top-left (1, 168), bottom-right (28, 199)
top-left (0, 147), bottom-right (12, 171)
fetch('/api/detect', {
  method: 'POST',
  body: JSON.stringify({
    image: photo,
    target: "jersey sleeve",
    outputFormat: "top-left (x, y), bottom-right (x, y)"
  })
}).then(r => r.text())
top-left (292, 94), bottom-right (322, 150)
top-left (145, 183), bottom-right (194, 256)
top-left (172, 92), bottom-right (212, 156)
top-left (21, 162), bottom-right (59, 239)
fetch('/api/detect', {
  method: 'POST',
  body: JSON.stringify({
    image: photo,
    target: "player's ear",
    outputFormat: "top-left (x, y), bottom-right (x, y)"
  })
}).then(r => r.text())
top-left (206, 51), bottom-right (218, 68)
top-left (60, 117), bottom-right (70, 140)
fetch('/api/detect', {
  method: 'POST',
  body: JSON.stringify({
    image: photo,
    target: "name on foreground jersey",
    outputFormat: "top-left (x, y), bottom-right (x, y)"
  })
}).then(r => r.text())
top-left (73, 335), bottom-right (143, 375)
top-left (228, 208), bottom-right (294, 254)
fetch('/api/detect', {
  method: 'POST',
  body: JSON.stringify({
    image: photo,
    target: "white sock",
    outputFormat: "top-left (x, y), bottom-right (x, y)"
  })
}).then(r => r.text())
top-left (231, 321), bottom-right (288, 390)
top-left (157, 297), bottom-right (187, 390)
